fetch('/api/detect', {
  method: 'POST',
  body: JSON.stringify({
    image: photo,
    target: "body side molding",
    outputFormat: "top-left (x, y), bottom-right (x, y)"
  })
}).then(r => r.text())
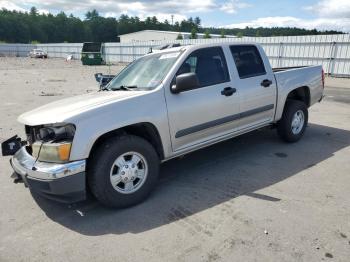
top-left (175, 104), bottom-right (274, 138)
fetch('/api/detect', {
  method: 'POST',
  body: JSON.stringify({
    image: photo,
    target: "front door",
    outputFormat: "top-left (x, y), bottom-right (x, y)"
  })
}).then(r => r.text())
top-left (165, 46), bottom-right (241, 152)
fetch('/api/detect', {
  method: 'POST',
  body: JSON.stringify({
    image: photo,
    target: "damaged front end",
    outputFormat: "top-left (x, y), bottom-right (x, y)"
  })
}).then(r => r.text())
top-left (28, 124), bottom-right (75, 163)
top-left (1, 135), bottom-right (27, 156)
top-left (2, 124), bottom-right (86, 203)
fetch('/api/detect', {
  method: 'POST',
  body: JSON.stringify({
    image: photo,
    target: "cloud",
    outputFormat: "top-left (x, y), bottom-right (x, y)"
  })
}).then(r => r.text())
top-left (9, 0), bottom-right (216, 16)
top-left (224, 16), bottom-right (350, 32)
top-left (223, 0), bottom-right (350, 32)
top-left (304, 0), bottom-right (350, 18)
top-left (0, 0), bottom-right (218, 23)
top-left (101, 1), bottom-right (205, 22)
top-left (0, 1), bottom-right (248, 20)
top-left (0, 1), bottom-right (25, 12)
top-left (220, 0), bottom-right (251, 14)
top-left (37, 8), bottom-right (49, 15)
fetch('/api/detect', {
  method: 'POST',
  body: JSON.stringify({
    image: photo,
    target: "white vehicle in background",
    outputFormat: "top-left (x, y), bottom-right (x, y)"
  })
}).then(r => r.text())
top-left (29, 49), bottom-right (48, 58)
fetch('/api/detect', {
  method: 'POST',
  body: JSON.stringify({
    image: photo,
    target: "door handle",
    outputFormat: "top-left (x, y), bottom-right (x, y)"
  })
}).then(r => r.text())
top-left (261, 79), bottom-right (272, 87)
top-left (221, 87), bottom-right (236, 96)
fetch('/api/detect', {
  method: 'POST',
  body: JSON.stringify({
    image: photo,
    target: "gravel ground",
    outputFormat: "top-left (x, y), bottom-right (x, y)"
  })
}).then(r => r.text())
top-left (0, 57), bottom-right (349, 262)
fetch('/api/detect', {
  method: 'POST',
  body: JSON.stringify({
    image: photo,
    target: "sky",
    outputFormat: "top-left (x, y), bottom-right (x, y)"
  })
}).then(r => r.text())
top-left (1, 0), bottom-right (350, 32)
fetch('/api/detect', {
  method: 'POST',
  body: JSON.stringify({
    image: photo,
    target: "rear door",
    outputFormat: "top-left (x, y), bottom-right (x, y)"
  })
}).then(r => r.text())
top-left (229, 45), bottom-right (276, 129)
top-left (165, 46), bottom-right (241, 152)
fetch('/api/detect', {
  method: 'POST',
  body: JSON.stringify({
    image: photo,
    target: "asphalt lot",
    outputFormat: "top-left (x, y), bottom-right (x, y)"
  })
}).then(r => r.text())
top-left (0, 58), bottom-right (349, 262)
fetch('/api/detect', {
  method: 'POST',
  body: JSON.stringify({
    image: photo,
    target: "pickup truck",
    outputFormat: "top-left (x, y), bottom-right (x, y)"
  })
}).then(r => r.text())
top-left (2, 43), bottom-right (324, 208)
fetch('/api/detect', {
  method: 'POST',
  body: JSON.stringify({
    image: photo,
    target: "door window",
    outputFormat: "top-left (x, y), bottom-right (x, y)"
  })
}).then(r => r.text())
top-left (229, 45), bottom-right (266, 79)
top-left (176, 47), bottom-right (230, 88)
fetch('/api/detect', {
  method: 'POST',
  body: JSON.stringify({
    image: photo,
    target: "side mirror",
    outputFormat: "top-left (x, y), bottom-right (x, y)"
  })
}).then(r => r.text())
top-left (94, 73), bottom-right (115, 90)
top-left (94, 73), bottom-right (102, 83)
top-left (171, 72), bottom-right (200, 94)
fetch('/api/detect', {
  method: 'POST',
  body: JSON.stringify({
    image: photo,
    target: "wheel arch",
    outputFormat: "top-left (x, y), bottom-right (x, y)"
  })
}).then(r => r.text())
top-left (286, 86), bottom-right (310, 107)
top-left (275, 86), bottom-right (310, 122)
top-left (88, 122), bottom-right (165, 161)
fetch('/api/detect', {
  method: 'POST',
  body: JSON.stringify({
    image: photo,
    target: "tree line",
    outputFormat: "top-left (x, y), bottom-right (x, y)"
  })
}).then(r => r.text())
top-left (0, 7), bottom-right (342, 43)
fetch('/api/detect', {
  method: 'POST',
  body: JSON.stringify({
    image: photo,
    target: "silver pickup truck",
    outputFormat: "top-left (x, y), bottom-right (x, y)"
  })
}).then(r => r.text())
top-left (2, 43), bottom-right (324, 207)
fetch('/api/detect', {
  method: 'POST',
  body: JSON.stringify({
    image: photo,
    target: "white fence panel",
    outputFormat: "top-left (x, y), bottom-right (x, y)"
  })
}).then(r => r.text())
top-left (0, 44), bottom-right (35, 57)
top-left (0, 34), bottom-right (349, 76)
top-left (37, 43), bottom-right (83, 59)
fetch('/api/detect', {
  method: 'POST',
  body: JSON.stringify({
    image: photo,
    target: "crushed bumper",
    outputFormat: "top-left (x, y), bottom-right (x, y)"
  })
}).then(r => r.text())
top-left (10, 146), bottom-right (86, 203)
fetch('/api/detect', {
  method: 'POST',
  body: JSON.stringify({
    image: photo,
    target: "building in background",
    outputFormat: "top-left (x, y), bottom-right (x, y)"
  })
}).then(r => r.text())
top-left (119, 30), bottom-right (236, 43)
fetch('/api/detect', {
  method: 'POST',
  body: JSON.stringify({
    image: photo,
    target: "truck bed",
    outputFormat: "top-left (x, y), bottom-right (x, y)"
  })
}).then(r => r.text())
top-left (273, 65), bottom-right (324, 122)
top-left (272, 66), bottom-right (308, 73)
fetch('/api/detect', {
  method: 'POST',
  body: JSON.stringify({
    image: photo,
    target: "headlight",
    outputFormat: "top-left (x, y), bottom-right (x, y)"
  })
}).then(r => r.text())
top-left (37, 124), bottom-right (75, 142)
top-left (32, 142), bottom-right (72, 163)
top-left (31, 124), bottom-right (75, 163)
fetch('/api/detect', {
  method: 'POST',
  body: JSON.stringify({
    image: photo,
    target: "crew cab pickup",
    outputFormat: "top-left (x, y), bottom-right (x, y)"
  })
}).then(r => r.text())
top-left (2, 43), bottom-right (324, 207)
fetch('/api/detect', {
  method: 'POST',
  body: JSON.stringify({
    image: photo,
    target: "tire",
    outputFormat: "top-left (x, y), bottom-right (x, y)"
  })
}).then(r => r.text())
top-left (88, 135), bottom-right (160, 208)
top-left (277, 100), bottom-right (308, 143)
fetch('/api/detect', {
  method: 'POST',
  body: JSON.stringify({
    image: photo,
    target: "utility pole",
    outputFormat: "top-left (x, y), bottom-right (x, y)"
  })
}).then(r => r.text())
top-left (171, 15), bottom-right (174, 25)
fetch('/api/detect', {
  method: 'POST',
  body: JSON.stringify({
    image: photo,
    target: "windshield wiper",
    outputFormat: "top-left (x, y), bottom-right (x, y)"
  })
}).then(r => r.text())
top-left (111, 85), bottom-right (138, 91)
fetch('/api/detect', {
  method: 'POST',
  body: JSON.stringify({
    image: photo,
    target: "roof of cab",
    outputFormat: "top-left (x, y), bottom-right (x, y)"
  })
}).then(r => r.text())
top-left (150, 42), bottom-right (260, 53)
top-left (142, 42), bottom-right (261, 59)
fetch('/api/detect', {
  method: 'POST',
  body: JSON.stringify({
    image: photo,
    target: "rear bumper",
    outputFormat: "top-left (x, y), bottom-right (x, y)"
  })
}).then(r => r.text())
top-left (10, 146), bottom-right (86, 203)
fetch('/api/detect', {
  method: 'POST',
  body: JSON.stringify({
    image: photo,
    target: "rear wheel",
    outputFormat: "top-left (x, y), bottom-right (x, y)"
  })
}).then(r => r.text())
top-left (88, 135), bottom-right (159, 208)
top-left (277, 100), bottom-right (308, 142)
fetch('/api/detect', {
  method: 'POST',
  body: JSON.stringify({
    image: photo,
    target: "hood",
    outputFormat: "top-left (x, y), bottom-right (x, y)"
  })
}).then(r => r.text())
top-left (18, 91), bottom-right (146, 125)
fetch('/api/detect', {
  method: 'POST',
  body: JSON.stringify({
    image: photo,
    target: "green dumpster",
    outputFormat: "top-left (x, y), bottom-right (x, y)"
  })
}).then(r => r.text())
top-left (81, 42), bottom-right (104, 65)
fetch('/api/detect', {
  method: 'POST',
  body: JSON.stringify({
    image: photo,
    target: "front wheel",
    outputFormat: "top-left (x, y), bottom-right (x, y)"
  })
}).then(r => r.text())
top-left (277, 100), bottom-right (308, 143)
top-left (88, 135), bottom-right (160, 208)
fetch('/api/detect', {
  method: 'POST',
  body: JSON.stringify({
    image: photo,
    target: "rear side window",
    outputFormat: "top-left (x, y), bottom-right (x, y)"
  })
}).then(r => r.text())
top-left (229, 45), bottom-right (266, 79)
top-left (177, 47), bottom-right (230, 87)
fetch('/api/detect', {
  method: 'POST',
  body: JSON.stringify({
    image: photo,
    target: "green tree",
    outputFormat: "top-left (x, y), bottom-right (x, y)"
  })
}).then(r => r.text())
top-left (194, 17), bottom-right (201, 28)
top-left (190, 27), bottom-right (197, 39)
top-left (220, 29), bottom-right (226, 38)
top-left (174, 21), bottom-right (180, 31)
top-left (162, 19), bottom-right (171, 30)
top-left (0, 7), bottom-right (343, 44)
top-left (30, 6), bottom-right (38, 16)
top-left (85, 9), bottom-right (99, 20)
top-left (151, 16), bottom-right (158, 26)
top-left (204, 30), bottom-right (211, 39)
top-left (236, 32), bottom-right (243, 38)
top-left (176, 33), bottom-right (183, 40)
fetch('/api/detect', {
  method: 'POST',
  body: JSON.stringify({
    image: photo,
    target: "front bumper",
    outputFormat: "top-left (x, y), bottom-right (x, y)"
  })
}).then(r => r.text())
top-left (10, 146), bottom-right (86, 203)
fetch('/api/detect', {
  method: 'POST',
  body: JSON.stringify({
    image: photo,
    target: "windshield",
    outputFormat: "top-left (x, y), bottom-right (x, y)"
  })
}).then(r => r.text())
top-left (107, 51), bottom-right (181, 91)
